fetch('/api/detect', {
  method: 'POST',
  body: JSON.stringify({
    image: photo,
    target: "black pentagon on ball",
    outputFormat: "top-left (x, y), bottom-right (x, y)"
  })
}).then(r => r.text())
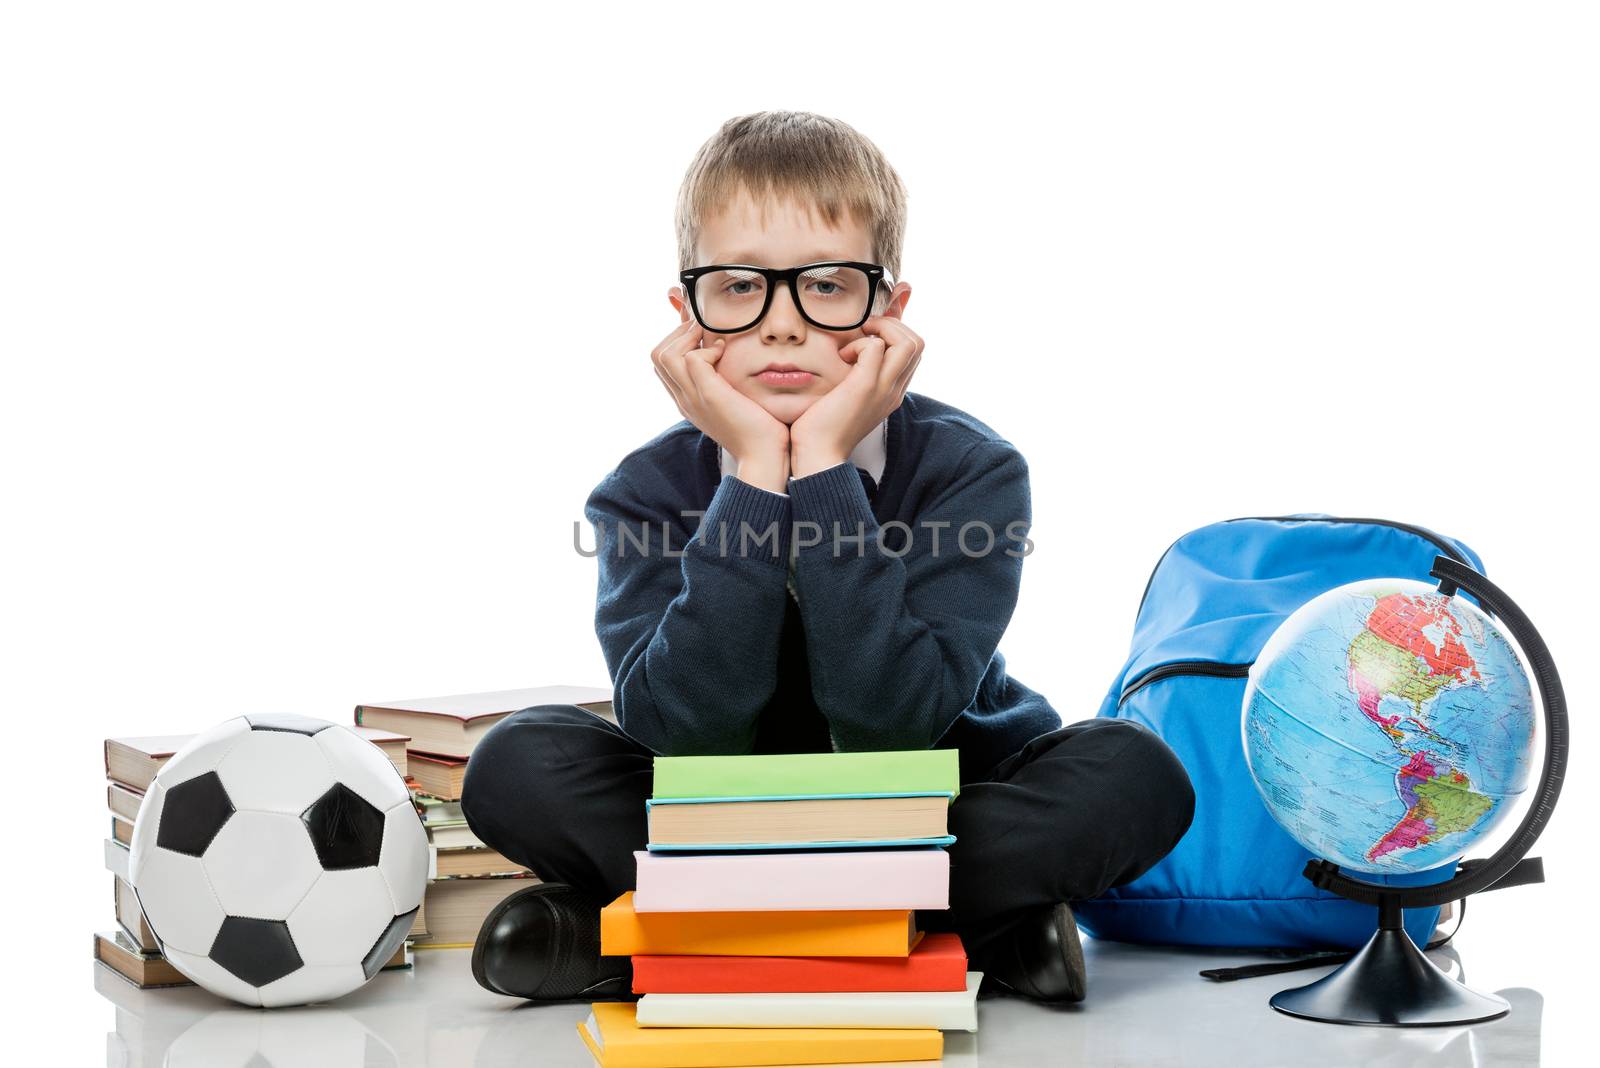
top-left (245, 712), bottom-right (333, 736)
top-left (157, 771), bottom-right (235, 856)
top-left (301, 782), bottom-right (386, 870)
top-left (362, 908), bottom-right (417, 979)
top-left (210, 916), bottom-right (303, 987)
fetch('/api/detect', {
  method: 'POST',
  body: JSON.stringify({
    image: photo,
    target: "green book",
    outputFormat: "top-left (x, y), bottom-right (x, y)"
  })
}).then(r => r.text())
top-left (651, 748), bottom-right (960, 800)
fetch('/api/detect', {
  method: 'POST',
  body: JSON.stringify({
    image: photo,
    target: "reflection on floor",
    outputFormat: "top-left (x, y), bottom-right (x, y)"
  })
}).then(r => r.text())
top-left (98, 937), bottom-right (1543, 1067)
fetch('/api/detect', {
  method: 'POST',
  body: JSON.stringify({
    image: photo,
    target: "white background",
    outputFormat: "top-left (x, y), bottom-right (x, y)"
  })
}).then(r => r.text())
top-left (3, 2), bottom-right (1595, 1062)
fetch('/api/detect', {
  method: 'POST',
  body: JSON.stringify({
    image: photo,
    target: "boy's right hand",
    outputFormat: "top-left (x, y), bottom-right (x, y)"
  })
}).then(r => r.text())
top-left (652, 321), bottom-right (790, 493)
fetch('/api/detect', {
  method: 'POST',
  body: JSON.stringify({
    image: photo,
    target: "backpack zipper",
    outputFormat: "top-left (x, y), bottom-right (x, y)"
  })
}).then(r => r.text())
top-left (1133, 515), bottom-right (1473, 620)
top-left (1117, 660), bottom-right (1253, 708)
top-left (1231, 516), bottom-right (1472, 565)
top-left (1119, 518), bottom-right (1478, 708)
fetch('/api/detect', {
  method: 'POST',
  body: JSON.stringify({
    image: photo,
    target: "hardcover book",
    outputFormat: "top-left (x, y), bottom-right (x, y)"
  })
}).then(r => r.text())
top-left (601, 891), bottom-right (919, 958)
top-left (644, 793), bottom-right (952, 851)
top-left (413, 874), bottom-right (537, 947)
top-left (433, 846), bottom-right (527, 879)
top-left (576, 1000), bottom-right (942, 1068)
top-left (104, 724), bottom-right (412, 789)
top-left (426, 820), bottom-right (485, 850)
top-left (408, 753), bottom-right (468, 801)
top-left (652, 749), bottom-right (960, 801)
top-left (107, 781), bottom-right (144, 823)
top-left (94, 930), bottom-right (192, 989)
top-left (635, 970), bottom-right (982, 1031)
top-left (113, 874), bottom-right (158, 952)
top-left (632, 848), bottom-right (949, 911)
top-left (354, 684), bottom-right (613, 759)
top-left (632, 931), bottom-right (969, 994)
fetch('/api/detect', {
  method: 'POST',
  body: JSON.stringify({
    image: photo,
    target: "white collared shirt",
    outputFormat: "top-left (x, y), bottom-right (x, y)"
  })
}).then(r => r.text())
top-left (718, 419), bottom-right (888, 609)
top-left (717, 419), bottom-right (889, 495)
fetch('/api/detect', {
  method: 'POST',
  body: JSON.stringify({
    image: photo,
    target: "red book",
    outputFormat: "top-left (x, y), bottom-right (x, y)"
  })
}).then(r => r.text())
top-left (631, 930), bottom-right (967, 994)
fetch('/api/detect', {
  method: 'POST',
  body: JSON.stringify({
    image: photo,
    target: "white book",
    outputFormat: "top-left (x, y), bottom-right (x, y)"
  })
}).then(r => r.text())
top-left (104, 837), bottom-right (130, 881)
top-left (635, 971), bottom-right (982, 1032)
top-left (427, 821), bottom-right (484, 849)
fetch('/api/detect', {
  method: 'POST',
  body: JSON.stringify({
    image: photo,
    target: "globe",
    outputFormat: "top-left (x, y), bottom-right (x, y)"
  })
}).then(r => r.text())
top-left (1242, 577), bottom-right (1536, 875)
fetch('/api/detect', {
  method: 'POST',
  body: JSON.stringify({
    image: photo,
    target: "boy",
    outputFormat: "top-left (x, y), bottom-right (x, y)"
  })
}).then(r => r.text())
top-left (461, 111), bottom-right (1194, 1005)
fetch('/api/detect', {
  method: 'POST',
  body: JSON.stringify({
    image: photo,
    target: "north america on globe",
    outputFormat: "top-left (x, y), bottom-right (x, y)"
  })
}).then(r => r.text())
top-left (1242, 576), bottom-right (1534, 876)
top-left (1345, 591), bottom-right (1494, 863)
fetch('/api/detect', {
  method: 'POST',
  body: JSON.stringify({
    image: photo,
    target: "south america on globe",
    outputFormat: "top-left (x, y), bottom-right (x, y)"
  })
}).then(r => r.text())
top-left (1242, 578), bottom-right (1535, 874)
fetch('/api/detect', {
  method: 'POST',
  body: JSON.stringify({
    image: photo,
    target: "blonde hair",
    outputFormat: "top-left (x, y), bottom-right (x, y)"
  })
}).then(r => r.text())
top-left (675, 111), bottom-right (908, 283)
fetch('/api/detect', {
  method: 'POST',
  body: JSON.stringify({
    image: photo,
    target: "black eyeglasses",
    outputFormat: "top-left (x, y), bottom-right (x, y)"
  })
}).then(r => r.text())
top-left (680, 260), bottom-right (891, 334)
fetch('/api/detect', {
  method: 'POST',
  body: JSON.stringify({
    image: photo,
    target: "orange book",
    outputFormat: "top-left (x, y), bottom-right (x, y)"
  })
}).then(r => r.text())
top-left (577, 1001), bottom-right (941, 1067)
top-left (600, 891), bottom-right (917, 957)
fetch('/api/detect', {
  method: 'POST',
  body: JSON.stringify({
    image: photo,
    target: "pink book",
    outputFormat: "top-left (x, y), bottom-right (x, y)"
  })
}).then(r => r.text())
top-left (632, 848), bottom-right (950, 912)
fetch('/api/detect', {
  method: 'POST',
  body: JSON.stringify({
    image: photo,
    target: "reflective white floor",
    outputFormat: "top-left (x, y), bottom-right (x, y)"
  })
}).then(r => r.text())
top-left (98, 927), bottom-right (1548, 1068)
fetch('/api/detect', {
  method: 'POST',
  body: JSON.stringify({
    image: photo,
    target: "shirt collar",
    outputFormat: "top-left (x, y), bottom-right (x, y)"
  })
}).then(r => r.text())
top-left (719, 418), bottom-right (889, 485)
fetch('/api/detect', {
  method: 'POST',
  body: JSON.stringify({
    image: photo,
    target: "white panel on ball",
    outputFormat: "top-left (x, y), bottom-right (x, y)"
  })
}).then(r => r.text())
top-left (257, 962), bottom-right (368, 1008)
top-left (163, 946), bottom-right (264, 1007)
top-left (215, 729), bottom-right (335, 814)
top-left (315, 724), bottom-right (409, 811)
top-left (203, 810), bottom-right (323, 918)
top-left (158, 716), bottom-right (253, 788)
top-left (129, 847), bottom-right (226, 956)
top-left (126, 778), bottom-right (166, 878)
top-left (286, 867), bottom-right (395, 967)
top-left (377, 799), bottom-right (430, 914)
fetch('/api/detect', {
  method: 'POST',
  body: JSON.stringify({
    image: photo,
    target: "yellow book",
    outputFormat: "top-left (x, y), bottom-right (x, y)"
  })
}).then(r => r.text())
top-left (576, 1001), bottom-right (942, 1067)
top-left (601, 891), bottom-right (917, 957)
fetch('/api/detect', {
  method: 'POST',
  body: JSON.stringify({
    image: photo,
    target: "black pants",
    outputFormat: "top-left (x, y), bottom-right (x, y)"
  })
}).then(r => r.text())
top-left (461, 706), bottom-right (1195, 963)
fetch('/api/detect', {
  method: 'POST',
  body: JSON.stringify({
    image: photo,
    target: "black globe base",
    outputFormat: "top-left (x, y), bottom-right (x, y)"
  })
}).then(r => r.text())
top-left (1271, 899), bottom-right (1508, 1027)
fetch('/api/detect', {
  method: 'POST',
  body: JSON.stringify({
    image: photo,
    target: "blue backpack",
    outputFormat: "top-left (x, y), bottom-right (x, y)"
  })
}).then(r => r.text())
top-left (1072, 514), bottom-right (1483, 951)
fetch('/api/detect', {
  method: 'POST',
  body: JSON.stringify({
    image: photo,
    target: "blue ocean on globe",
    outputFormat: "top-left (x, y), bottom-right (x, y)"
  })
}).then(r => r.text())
top-left (1242, 577), bottom-right (1536, 874)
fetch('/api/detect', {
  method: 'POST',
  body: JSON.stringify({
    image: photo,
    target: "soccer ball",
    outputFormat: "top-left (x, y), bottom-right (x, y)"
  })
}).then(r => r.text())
top-left (128, 713), bottom-right (429, 1008)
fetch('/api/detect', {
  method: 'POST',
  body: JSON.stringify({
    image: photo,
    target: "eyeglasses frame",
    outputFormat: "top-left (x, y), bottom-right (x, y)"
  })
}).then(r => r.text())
top-left (679, 260), bottom-right (892, 334)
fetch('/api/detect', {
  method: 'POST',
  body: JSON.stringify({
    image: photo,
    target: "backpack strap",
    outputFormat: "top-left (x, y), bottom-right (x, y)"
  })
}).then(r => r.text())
top-left (1463, 854), bottom-right (1544, 891)
top-left (1198, 856), bottom-right (1543, 982)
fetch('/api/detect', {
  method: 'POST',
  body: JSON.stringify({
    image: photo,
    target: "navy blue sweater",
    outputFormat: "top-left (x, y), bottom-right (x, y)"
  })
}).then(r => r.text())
top-left (582, 391), bottom-right (1062, 784)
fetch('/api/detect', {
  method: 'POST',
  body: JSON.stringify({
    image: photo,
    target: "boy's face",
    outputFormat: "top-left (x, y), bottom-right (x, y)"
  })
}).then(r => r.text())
top-left (669, 189), bottom-right (911, 427)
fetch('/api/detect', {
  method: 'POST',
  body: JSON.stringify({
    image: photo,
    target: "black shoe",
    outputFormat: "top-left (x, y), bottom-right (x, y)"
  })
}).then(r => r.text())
top-left (976, 901), bottom-right (1087, 1004)
top-left (471, 882), bottom-right (635, 1002)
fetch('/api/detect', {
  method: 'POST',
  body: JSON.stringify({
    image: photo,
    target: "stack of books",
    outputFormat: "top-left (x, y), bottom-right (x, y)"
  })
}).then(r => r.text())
top-left (580, 749), bottom-right (979, 1067)
top-left (95, 726), bottom-right (416, 989)
top-left (353, 684), bottom-right (615, 947)
top-left (95, 686), bottom-right (616, 985)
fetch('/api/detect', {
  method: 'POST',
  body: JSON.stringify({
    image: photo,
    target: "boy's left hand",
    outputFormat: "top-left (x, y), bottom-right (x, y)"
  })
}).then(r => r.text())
top-left (790, 316), bottom-right (923, 478)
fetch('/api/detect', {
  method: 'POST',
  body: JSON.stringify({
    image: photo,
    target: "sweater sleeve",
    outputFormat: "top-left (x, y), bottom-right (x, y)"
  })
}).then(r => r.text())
top-left (786, 440), bottom-right (1031, 752)
top-left (584, 469), bottom-right (795, 756)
